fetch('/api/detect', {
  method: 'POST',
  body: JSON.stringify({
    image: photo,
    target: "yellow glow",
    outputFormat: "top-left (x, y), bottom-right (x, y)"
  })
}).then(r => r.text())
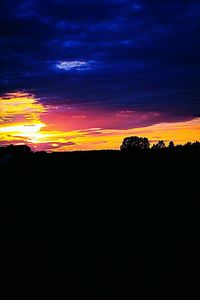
top-left (26, 117), bottom-right (200, 151)
top-left (0, 92), bottom-right (45, 122)
top-left (0, 124), bottom-right (45, 133)
top-left (0, 92), bottom-right (46, 144)
top-left (1, 92), bottom-right (200, 151)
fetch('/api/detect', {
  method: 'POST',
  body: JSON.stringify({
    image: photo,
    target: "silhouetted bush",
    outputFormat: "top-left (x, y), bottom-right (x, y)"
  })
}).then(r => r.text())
top-left (0, 144), bottom-right (32, 165)
top-left (168, 141), bottom-right (175, 148)
top-left (152, 140), bottom-right (166, 149)
top-left (0, 144), bottom-right (32, 155)
top-left (120, 136), bottom-right (150, 151)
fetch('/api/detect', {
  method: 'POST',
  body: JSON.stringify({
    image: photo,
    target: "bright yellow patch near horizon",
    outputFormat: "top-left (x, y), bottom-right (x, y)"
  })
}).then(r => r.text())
top-left (0, 92), bottom-right (200, 151)
top-left (0, 92), bottom-right (46, 144)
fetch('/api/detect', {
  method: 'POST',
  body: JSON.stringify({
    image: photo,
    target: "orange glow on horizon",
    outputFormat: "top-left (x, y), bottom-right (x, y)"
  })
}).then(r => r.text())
top-left (0, 92), bottom-right (200, 151)
top-left (0, 92), bottom-right (46, 144)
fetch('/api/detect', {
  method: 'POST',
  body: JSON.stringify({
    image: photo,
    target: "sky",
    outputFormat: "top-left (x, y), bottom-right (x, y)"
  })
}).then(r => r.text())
top-left (0, 0), bottom-right (200, 151)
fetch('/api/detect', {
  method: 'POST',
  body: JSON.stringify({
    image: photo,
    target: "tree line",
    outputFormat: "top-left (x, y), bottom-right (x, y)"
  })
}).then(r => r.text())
top-left (120, 136), bottom-right (200, 151)
top-left (0, 137), bottom-right (200, 156)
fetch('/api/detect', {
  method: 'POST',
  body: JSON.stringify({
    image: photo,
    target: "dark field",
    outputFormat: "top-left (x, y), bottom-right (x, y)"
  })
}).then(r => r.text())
top-left (1, 148), bottom-right (200, 299)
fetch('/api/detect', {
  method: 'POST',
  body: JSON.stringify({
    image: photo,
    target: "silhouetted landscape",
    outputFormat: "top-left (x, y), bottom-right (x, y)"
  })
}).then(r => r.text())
top-left (1, 0), bottom-right (200, 298)
top-left (1, 137), bottom-right (200, 299)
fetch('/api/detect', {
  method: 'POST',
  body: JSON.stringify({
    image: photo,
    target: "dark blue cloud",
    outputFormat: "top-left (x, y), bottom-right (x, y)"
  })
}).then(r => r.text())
top-left (0, 0), bottom-right (200, 120)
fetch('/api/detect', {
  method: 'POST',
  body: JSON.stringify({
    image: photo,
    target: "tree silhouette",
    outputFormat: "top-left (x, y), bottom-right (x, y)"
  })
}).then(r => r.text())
top-left (184, 142), bottom-right (192, 148)
top-left (7, 144), bottom-right (32, 154)
top-left (182, 141), bottom-right (200, 150)
top-left (0, 144), bottom-right (32, 155)
top-left (168, 141), bottom-right (175, 148)
top-left (192, 141), bottom-right (200, 149)
top-left (120, 136), bottom-right (150, 151)
top-left (152, 140), bottom-right (166, 149)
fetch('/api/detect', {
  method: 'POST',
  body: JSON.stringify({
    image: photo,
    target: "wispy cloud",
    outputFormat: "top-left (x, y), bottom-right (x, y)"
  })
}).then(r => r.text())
top-left (56, 60), bottom-right (91, 71)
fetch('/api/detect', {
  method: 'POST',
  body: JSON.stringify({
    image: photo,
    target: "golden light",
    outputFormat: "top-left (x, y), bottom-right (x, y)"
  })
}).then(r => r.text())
top-left (0, 92), bottom-right (45, 121)
top-left (1, 91), bottom-right (200, 151)
top-left (0, 124), bottom-right (45, 134)
top-left (0, 92), bottom-right (47, 144)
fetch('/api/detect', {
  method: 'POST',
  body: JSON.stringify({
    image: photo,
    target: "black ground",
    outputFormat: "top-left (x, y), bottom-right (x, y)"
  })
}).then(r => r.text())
top-left (1, 147), bottom-right (200, 299)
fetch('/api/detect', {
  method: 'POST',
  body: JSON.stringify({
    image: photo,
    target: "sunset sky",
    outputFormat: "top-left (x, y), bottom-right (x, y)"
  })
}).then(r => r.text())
top-left (0, 0), bottom-right (200, 151)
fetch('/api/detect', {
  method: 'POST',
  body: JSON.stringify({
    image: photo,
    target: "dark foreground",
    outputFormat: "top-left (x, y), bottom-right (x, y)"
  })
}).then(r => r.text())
top-left (1, 148), bottom-right (200, 299)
